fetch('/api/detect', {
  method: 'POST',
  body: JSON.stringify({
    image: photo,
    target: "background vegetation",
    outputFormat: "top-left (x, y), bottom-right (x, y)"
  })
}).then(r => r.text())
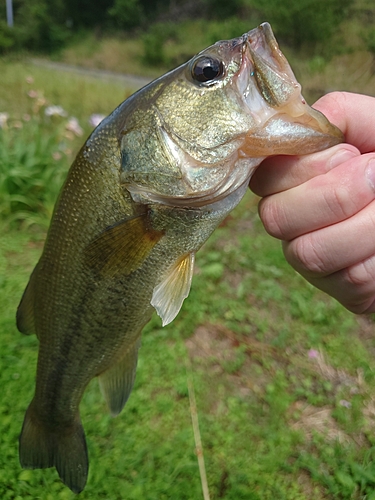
top-left (1, 0), bottom-right (374, 63)
top-left (1, 0), bottom-right (375, 498)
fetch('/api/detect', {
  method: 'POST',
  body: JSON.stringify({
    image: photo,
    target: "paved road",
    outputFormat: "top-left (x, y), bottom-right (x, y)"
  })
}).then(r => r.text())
top-left (30, 58), bottom-right (154, 90)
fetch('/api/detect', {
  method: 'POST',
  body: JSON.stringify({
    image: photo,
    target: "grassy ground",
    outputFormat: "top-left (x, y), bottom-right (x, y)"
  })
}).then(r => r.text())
top-left (1, 51), bottom-right (375, 499)
top-left (0, 59), bottom-right (136, 121)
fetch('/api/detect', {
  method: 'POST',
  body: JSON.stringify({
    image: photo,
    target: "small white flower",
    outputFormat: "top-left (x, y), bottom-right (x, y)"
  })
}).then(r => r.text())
top-left (0, 112), bottom-right (9, 128)
top-left (89, 114), bottom-right (106, 128)
top-left (45, 105), bottom-right (67, 117)
top-left (26, 76), bottom-right (34, 84)
top-left (66, 117), bottom-right (83, 136)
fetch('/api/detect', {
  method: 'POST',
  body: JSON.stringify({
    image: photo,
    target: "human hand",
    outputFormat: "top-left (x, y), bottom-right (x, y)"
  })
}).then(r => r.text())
top-left (250, 92), bottom-right (375, 314)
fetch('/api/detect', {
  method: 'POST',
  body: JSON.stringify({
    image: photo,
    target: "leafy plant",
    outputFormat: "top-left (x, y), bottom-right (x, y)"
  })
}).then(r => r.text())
top-left (297, 437), bottom-right (375, 499)
top-left (363, 28), bottom-right (375, 73)
top-left (142, 23), bottom-right (179, 66)
top-left (0, 21), bottom-right (17, 54)
top-left (0, 95), bottom-right (80, 226)
top-left (108, 0), bottom-right (143, 29)
top-left (14, 0), bottom-right (71, 52)
top-left (249, 0), bottom-right (354, 52)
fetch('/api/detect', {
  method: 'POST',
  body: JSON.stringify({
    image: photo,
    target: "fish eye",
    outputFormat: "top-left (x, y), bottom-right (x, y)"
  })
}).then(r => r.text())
top-left (191, 56), bottom-right (224, 83)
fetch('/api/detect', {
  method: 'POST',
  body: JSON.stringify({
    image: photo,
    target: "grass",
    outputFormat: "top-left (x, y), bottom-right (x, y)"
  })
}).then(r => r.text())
top-left (0, 59), bottom-right (134, 121)
top-left (1, 54), bottom-right (375, 499)
top-left (56, 35), bottom-right (160, 78)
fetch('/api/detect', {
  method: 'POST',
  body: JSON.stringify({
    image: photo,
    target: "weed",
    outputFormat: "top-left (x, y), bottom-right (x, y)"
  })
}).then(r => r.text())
top-left (0, 91), bottom-right (77, 226)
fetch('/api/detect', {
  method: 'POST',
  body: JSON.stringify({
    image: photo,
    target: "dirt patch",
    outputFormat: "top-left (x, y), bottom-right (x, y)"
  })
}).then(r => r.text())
top-left (185, 323), bottom-right (275, 409)
top-left (186, 324), bottom-right (373, 448)
top-left (307, 349), bottom-right (363, 393)
top-left (290, 402), bottom-right (353, 443)
top-left (355, 315), bottom-right (375, 357)
top-left (296, 470), bottom-right (331, 499)
top-left (362, 397), bottom-right (375, 436)
top-left (185, 324), bottom-right (235, 362)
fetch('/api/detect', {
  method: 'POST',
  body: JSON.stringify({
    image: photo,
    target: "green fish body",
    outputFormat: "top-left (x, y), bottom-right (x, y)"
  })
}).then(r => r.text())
top-left (17, 23), bottom-right (343, 493)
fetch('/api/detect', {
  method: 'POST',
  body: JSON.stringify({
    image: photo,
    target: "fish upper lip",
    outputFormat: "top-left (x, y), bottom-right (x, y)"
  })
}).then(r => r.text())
top-left (243, 22), bottom-right (286, 68)
top-left (240, 23), bottom-right (301, 107)
top-left (235, 24), bottom-right (344, 153)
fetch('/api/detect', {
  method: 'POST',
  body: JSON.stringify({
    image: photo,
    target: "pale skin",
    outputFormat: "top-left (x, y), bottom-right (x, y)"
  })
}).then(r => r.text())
top-left (250, 92), bottom-right (375, 314)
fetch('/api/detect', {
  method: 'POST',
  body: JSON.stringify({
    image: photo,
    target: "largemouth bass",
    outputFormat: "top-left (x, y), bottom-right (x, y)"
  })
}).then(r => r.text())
top-left (17, 23), bottom-right (343, 493)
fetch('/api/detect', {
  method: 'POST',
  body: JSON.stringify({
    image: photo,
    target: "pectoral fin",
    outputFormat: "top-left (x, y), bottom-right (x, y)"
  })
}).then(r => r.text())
top-left (98, 337), bottom-right (141, 416)
top-left (151, 252), bottom-right (195, 326)
top-left (85, 212), bottom-right (164, 277)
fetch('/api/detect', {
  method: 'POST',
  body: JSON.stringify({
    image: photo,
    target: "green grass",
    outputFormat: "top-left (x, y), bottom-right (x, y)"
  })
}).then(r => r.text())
top-left (2, 60), bottom-right (375, 499)
top-left (0, 59), bottom-right (134, 120)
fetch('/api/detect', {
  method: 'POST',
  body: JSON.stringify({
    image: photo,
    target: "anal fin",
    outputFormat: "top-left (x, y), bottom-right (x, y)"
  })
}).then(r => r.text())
top-left (151, 252), bottom-right (195, 327)
top-left (98, 337), bottom-right (141, 417)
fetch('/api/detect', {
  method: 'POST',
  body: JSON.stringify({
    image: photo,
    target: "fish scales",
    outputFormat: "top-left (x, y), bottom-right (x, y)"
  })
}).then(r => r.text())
top-left (17, 23), bottom-right (343, 492)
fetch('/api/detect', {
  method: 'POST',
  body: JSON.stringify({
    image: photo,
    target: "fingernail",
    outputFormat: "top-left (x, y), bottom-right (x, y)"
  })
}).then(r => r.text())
top-left (329, 148), bottom-right (358, 169)
top-left (365, 158), bottom-right (375, 191)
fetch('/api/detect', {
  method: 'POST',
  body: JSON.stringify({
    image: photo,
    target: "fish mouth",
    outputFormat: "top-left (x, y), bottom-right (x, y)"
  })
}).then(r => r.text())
top-left (238, 22), bottom-right (344, 156)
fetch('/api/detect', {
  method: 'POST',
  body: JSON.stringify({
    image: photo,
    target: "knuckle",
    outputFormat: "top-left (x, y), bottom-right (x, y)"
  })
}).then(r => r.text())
top-left (322, 184), bottom-right (358, 221)
top-left (344, 262), bottom-right (372, 288)
top-left (341, 296), bottom-right (375, 315)
top-left (287, 235), bottom-right (329, 276)
top-left (339, 259), bottom-right (375, 314)
top-left (343, 301), bottom-right (370, 315)
top-left (361, 298), bottom-right (375, 314)
top-left (344, 257), bottom-right (375, 289)
top-left (258, 198), bottom-right (286, 239)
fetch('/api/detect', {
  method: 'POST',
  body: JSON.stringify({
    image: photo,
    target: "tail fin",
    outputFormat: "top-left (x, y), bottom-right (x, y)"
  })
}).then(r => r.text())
top-left (19, 402), bottom-right (89, 493)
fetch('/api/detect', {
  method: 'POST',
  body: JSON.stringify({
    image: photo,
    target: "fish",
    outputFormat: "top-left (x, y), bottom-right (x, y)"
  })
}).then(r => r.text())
top-left (17, 22), bottom-right (343, 493)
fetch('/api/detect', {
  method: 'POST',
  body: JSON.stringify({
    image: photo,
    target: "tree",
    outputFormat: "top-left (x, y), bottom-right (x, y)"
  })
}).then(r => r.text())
top-left (108, 0), bottom-right (143, 29)
top-left (248, 0), bottom-right (353, 50)
top-left (14, 0), bottom-right (70, 51)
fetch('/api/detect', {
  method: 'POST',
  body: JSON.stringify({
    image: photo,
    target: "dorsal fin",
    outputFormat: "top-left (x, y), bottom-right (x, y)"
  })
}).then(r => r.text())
top-left (16, 270), bottom-right (37, 336)
top-left (84, 212), bottom-right (164, 277)
top-left (151, 252), bottom-right (195, 326)
top-left (98, 337), bottom-right (141, 417)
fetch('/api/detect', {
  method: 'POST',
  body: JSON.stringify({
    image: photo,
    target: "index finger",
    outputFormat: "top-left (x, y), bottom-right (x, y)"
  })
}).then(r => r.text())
top-left (313, 92), bottom-right (375, 154)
